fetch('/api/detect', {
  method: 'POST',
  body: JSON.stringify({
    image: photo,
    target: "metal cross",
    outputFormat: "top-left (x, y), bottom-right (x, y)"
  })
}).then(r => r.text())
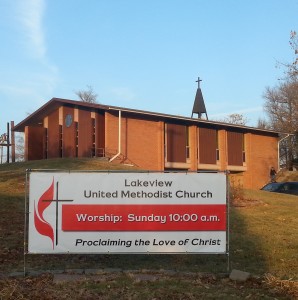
top-left (196, 77), bottom-right (202, 88)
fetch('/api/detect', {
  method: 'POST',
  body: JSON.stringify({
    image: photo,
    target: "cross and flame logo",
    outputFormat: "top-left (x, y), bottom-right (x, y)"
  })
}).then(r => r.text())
top-left (34, 178), bottom-right (55, 249)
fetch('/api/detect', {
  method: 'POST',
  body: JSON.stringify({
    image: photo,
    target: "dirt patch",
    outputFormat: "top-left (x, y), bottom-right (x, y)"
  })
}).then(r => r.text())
top-left (232, 198), bottom-right (264, 208)
top-left (1, 272), bottom-right (296, 300)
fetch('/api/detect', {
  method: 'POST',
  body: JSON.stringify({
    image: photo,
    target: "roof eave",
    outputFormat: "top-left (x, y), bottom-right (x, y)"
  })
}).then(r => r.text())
top-left (13, 98), bottom-right (108, 132)
top-left (13, 98), bottom-right (280, 136)
top-left (105, 105), bottom-right (280, 135)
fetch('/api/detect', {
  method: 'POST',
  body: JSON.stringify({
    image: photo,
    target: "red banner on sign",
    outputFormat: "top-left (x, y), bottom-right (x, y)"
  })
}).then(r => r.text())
top-left (62, 204), bottom-right (226, 231)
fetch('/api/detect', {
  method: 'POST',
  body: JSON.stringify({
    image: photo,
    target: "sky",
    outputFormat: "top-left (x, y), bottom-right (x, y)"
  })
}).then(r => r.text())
top-left (1, 0), bottom-right (298, 136)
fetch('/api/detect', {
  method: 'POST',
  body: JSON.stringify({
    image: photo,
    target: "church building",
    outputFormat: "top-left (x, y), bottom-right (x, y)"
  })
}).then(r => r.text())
top-left (13, 94), bottom-right (279, 190)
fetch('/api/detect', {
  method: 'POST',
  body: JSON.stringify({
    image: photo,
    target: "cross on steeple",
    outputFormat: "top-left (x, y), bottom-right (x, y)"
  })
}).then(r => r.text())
top-left (196, 77), bottom-right (202, 88)
top-left (191, 76), bottom-right (208, 120)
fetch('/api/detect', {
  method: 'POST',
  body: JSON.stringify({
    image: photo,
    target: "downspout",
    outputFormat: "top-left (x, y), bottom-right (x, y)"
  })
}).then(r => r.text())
top-left (109, 110), bottom-right (121, 162)
top-left (277, 134), bottom-right (292, 171)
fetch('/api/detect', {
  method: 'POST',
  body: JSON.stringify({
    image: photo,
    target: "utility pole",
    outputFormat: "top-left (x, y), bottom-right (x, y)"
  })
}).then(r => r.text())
top-left (11, 121), bottom-right (15, 162)
top-left (6, 122), bottom-right (10, 163)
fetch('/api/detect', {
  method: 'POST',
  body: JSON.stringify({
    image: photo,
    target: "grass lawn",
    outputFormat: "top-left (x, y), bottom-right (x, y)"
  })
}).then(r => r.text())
top-left (0, 158), bottom-right (297, 299)
top-left (233, 189), bottom-right (298, 279)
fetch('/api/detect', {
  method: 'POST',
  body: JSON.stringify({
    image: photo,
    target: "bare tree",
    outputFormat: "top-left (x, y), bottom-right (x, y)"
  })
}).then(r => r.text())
top-left (257, 118), bottom-right (270, 129)
top-left (281, 31), bottom-right (298, 79)
top-left (262, 31), bottom-right (298, 170)
top-left (15, 133), bottom-right (24, 162)
top-left (263, 78), bottom-right (298, 169)
top-left (220, 113), bottom-right (248, 125)
top-left (75, 85), bottom-right (98, 103)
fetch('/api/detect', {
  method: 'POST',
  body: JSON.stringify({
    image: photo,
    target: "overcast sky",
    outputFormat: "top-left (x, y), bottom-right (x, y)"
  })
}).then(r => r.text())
top-left (1, 0), bottom-right (298, 134)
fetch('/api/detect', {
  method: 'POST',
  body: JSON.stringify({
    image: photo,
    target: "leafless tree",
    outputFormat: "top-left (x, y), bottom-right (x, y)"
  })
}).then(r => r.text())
top-left (263, 78), bottom-right (298, 169)
top-left (75, 85), bottom-right (98, 103)
top-left (262, 31), bottom-right (298, 170)
top-left (279, 31), bottom-right (298, 79)
top-left (14, 133), bottom-right (24, 161)
top-left (256, 118), bottom-right (270, 130)
top-left (220, 113), bottom-right (248, 125)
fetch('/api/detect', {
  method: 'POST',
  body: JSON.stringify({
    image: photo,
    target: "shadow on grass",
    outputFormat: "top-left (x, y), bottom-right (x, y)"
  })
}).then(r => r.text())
top-left (1, 192), bottom-right (268, 276)
top-left (229, 206), bottom-right (268, 274)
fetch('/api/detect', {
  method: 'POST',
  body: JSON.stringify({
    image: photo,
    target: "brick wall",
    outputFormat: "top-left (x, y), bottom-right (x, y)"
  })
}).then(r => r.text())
top-left (62, 106), bottom-right (76, 157)
top-left (47, 109), bottom-right (60, 158)
top-left (78, 109), bottom-right (93, 157)
top-left (21, 102), bottom-right (278, 191)
top-left (244, 133), bottom-right (278, 189)
top-left (105, 112), bottom-right (163, 169)
top-left (24, 126), bottom-right (44, 160)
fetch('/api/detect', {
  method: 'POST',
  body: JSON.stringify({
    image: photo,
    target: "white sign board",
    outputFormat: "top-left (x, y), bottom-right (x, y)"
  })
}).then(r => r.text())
top-left (28, 172), bottom-right (227, 254)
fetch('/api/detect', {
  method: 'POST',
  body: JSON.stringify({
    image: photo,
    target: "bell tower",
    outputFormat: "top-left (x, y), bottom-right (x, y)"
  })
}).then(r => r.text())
top-left (191, 77), bottom-right (208, 119)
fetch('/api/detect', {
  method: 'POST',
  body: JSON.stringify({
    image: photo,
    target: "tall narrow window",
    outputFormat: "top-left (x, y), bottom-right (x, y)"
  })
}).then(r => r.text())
top-left (216, 130), bottom-right (220, 161)
top-left (243, 134), bottom-right (246, 163)
top-left (166, 123), bottom-right (187, 163)
top-left (91, 118), bottom-right (96, 157)
top-left (199, 127), bottom-right (217, 164)
top-left (227, 131), bottom-right (243, 166)
top-left (164, 124), bottom-right (167, 159)
top-left (59, 125), bottom-right (63, 158)
top-left (44, 128), bottom-right (48, 159)
top-left (75, 122), bottom-right (79, 157)
top-left (186, 127), bottom-right (190, 159)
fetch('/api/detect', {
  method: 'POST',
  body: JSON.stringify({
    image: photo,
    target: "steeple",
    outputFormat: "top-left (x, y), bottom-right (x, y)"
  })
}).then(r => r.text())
top-left (191, 77), bottom-right (208, 119)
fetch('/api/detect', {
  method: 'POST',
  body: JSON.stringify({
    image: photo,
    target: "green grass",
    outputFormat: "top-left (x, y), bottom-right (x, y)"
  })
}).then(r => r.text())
top-left (231, 190), bottom-right (298, 279)
top-left (0, 159), bottom-right (297, 277)
top-left (0, 159), bottom-right (297, 299)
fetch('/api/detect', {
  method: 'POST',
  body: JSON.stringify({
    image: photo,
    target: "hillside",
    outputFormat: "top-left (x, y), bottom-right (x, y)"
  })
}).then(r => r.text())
top-left (0, 158), bottom-right (297, 299)
top-left (0, 158), bottom-right (138, 194)
top-left (277, 169), bottom-right (298, 182)
top-left (0, 157), bottom-right (139, 173)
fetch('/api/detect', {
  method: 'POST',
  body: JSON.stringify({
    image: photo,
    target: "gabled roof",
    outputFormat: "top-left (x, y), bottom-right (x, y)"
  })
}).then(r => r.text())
top-left (13, 98), bottom-right (107, 132)
top-left (13, 97), bottom-right (279, 136)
